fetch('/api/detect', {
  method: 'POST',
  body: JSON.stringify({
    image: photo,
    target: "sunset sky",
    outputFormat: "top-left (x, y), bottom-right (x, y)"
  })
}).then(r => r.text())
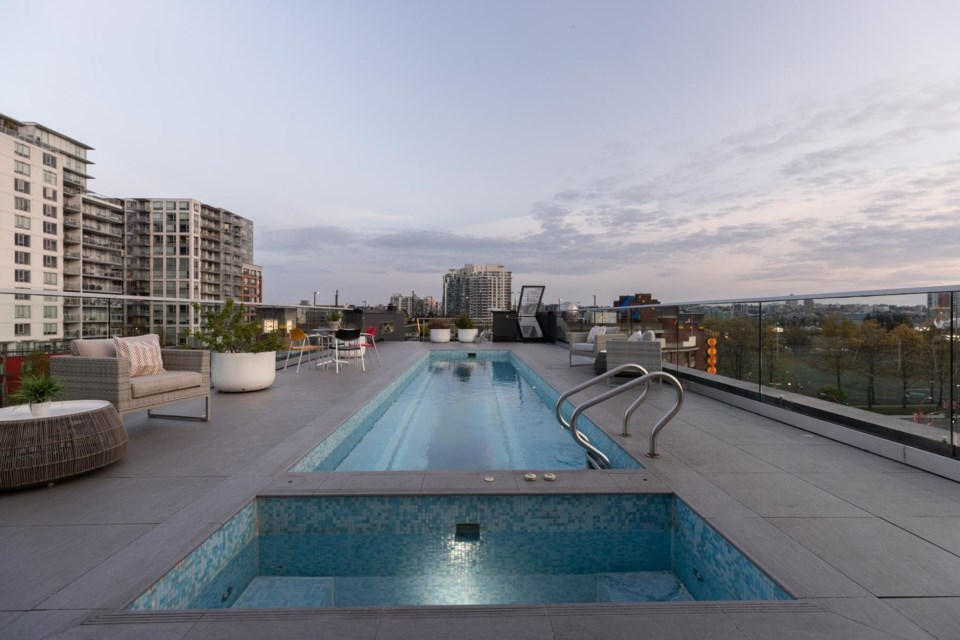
top-left (6, 0), bottom-right (960, 306)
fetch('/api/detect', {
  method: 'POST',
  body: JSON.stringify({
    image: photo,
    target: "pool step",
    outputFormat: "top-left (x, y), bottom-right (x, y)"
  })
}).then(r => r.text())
top-left (232, 571), bottom-right (694, 608)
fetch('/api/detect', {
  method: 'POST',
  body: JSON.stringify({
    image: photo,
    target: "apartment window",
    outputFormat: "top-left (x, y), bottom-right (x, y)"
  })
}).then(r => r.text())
top-left (14, 196), bottom-right (30, 212)
top-left (14, 160), bottom-right (30, 176)
top-left (14, 142), bottom-right (30, 157)
top-left (14, 251), bottom-right (30, 265)
top-left (43, 204), bottom-right (57, 218)
top-left (43, 238), bottom-right (57, 251)
top-left (14, 178), bottom-right (30, 194)
top-left (14, 324), bottom-right (30, 337)
top-left (15, 305), bottom-right (30, 319)
top-left (43, 170), bottom-right (57, 185)
top-left (42, 153), bottom-right (57, 168)
top-left (15, 215), bottom-right (30, 229)
top-left (43, 306), bottom-right (58, 318)
top-left (43, 221), bottom-right (57, 235)
top-left (43, 323), bottom-right (58, 335)
top-left (43, 272), bottom-right (57, 285)
top-left (43, 187), bottom-right (57, 201)
top-left (43, 255), bottom-right (57, 268)
top-left (15, 269), bottom-right (30, 283)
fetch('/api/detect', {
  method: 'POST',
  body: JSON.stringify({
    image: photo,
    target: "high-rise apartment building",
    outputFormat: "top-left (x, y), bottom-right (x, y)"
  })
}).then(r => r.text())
top-left (442, 264), bottom-right (512, 321)
top-left (1, 113), bottom-right (262, 348)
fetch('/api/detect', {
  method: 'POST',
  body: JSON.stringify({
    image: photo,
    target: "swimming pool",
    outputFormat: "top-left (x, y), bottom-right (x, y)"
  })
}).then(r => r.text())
top-left (291, 350), bottom-right (641, 472)
top-left (128, 494), bottom-right (791, 610)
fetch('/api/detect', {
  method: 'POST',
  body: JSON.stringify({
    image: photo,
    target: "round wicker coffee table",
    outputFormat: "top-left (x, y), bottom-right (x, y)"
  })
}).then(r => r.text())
top-left (0, 400), bottom-right (127, 490)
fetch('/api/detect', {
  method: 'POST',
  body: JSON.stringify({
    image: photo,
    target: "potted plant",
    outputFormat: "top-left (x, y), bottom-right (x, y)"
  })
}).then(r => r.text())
top-left (192, 299), bottom-right (283, 392)
top-left (324, 310), bottom-right (342, 331)
top-left (455, 313), bottom-right (478, 343)
top-left (10, 372), bottom-right (64, 416)
top-left (428, 318), bottom-right (451, 343)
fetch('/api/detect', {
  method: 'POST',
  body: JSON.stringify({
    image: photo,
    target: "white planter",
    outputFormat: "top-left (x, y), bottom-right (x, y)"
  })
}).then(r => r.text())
top-left (29, 401), bottom-right (51, 416)
top-left (211, 351), bottom-right (277, 392)
top-left (457, 328), bottom-right (478, 343)
top-left (429, 328), bottom-right (451, 343)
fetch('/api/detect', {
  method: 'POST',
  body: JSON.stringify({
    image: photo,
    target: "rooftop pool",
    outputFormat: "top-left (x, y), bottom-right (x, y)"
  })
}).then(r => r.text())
top-left (128, 493), bottom-right (791, 610)
top-left (291, 350), bottom-right (642, 472)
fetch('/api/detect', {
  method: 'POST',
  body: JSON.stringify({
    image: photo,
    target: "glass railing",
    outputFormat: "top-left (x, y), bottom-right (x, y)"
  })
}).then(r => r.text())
top-left (558, 285), bottom-right (958, 459)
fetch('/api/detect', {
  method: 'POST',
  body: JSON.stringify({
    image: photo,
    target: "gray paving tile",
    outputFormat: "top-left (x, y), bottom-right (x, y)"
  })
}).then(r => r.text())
top-left (0, 610), bottom-right (92, 640)
top-left (377, 611), bottom-right (553, 640)
top-left (885, 597), bottom-right (960, 640)
top-left (812, 597), bottom-right (938, 640)
top-left (0, 525), bottom-right (151, 609)
top-left (703, 472), bottom-right (872, 517)
top-left (39, 521), bottom-right (221, 609)
top-left (549, 610), bottom-right (746, 640)
top-left (887, 517), bottom-right (960, 556)
top-left (315, 472), bottom-right (425, 495)
top-left (771, 517), bottom-right (960, 596)
top-left (728, 609), bottom-right (905, 639)
top-left (0, 476), bottom-right (225, 525)
top-left (740, 443), bottom-right (912, 474)
top-left (799, 473), bottom-right (960, 517)
top-left (184, 616), bottom-right (379, 640)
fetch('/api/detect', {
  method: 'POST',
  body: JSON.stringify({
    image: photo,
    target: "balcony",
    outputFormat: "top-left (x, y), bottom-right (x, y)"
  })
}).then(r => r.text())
top-left (1, 286), bottom-right (958, 640)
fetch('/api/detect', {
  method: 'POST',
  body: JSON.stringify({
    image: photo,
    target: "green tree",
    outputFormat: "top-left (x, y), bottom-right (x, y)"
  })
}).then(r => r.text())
top-left (849, 319), bottom-right (887, 408)
top-left (886, 324), bottom-right (927, 408)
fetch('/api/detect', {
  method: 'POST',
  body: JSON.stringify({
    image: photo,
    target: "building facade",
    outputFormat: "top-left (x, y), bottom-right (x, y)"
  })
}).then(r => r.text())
top-left (442, 263), bottom-right (512, 321)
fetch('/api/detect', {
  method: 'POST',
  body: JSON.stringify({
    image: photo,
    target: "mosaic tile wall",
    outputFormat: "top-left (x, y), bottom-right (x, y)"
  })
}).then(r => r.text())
top-left (672, 499), bottom-right (792, 601)
top-left (129, 494), bottom-right (791, 610)
top-left (289, 350), bottom-right (642, 472)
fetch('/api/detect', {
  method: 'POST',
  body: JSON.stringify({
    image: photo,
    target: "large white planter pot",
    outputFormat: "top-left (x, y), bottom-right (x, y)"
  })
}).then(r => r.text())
top-left (211, 351), bottom-right (277, 392)
top-left (457, 328), bottom-right (478, 343)
top-left (429, 328), bottom-right (451, 343)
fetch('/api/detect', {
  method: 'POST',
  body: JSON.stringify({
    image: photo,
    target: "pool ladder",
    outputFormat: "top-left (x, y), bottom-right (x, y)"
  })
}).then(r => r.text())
top-left (555, 364), bottom-right (685, 468)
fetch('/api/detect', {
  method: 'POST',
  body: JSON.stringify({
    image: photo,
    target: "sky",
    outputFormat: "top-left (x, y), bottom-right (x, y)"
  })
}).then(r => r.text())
top-left (5, 0), bottom-right (960, 307)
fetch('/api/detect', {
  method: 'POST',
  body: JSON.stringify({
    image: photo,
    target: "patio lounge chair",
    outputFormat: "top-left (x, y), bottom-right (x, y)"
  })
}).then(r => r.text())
top-left (50, 335), bottom-right (211, 421)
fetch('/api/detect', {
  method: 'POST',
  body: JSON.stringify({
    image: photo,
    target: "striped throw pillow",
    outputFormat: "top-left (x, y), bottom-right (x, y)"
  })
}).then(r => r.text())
top-left (113, 335), bottom-right (166, 377)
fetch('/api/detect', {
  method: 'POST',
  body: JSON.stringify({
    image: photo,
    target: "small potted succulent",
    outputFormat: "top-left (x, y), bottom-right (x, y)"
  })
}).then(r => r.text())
top-left (428, 318), bottom-right (451, 343)
top-left (455, 314), bottom-right (478, 343)
top-left (10, 372), bottom-right (64, 416)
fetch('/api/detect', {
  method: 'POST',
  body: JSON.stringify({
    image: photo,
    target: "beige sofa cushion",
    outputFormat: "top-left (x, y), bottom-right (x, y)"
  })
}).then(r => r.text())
top-left (72, 334), bottom-right (163, 358)
top-left (129, 371), bottom-right (203, 399)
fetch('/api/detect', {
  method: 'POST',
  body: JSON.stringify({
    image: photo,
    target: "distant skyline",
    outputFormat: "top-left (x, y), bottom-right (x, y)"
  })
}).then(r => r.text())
top-left (6, 0), bottom-right (960, 307)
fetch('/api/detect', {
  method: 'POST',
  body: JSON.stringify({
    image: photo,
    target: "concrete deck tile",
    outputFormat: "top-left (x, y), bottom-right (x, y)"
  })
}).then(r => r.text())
top-left (727, 609), bottom-right (905, 639)
top-left (376, 612), bottom-right (554, 640)
top-left (184, 617), bottom-right (378, 640)
top-left (812, 597), bottom-right (938, 640)
top-left (39, 521), bottom-right (222, 610)
top-left (702, 472), bottom-right (872, 517)
top-left (420, 473), bottom-right (521, 493)
top-left (885, 597), bottom-right (960, 640)
top-left (798, 473), bottom-right (960, 517)
top-left (0, 525), bottom-right (152, 609)
top-left (549, 610), bottom-right (746, 640)
top-left (886, 516), bottom-right (960, 556)
top-left (771, 517), bottom-right (960, 597)
top-left (315, 472), bottom-right (425, 495)
top-left (0, 610), bottom-right (95, 640)
top-left (710, 516), bottom-right (871, 598)
top-left (740, 443), bottom-right (912, 474)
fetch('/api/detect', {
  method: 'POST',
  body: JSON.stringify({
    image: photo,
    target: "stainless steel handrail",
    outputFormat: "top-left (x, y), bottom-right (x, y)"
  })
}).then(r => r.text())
top-left (555, 364), bottom-right (647, 468)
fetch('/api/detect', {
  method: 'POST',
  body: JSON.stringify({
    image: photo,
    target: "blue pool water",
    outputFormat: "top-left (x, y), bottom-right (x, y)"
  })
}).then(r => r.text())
top-left (291, 351), bottom-right (641, 472)
top-left (128, 494), bottom-right (791, 610)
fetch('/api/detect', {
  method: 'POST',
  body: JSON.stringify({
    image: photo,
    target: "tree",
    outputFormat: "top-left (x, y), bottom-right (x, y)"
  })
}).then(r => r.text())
top-left (813, 315), bottom-right (856, 393)
top-left (886, 324), bottom-right (927, 408)
top-left (849, 319), bottom-right (887, 408)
